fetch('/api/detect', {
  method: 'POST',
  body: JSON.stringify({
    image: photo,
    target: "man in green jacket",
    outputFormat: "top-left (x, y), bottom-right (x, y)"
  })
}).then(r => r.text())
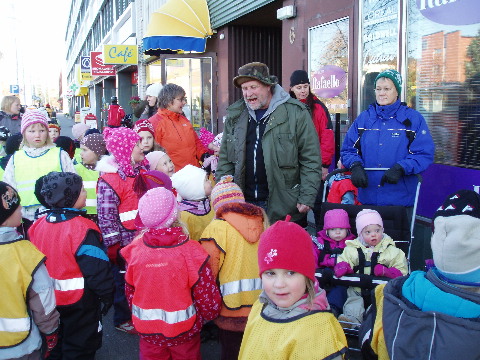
top-left (216, 62), bottom-right (321, 225)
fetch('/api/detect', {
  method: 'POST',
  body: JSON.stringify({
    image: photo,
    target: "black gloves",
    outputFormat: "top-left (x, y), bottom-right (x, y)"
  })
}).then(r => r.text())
top-left (350, 162), bottom-right (368, 188)
top-left (100, 296), bottom-right (114, 316)
top-left (380, 163), bottom-right (405, 186)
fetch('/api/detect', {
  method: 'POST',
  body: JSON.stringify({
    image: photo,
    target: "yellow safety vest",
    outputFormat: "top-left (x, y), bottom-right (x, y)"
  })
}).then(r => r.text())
top-left (239, 300), bottom-right (348, 360)
top-left (179, 206), bottom-right (214, 241)
top-left (201, 219), bottom-right (262, 311)
top-left (74, 163), bottom-right (99, 214)
top-left (13, 147), bottom-right (62, 207)
top-left (73, 148), bottom-right (82, 166)
top-left (0, 240), bottom-right (45, 347)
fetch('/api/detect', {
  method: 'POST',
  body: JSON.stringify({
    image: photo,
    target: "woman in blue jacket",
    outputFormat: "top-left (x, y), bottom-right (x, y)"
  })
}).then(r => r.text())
top-left (341, 69), bottom-right (434, 207)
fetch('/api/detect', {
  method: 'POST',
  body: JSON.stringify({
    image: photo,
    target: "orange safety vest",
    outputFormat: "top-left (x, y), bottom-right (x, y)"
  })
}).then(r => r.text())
top-left (121, 237), bottom-right (208, 337)
top-left (29, 216), bottom-right (101, 306)
top-left (100, 173), bottom-right (138, 230)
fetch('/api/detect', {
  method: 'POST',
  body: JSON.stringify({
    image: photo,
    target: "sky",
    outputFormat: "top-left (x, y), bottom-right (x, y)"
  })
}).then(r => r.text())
top-left (0, 0), bottom-right (70, 101)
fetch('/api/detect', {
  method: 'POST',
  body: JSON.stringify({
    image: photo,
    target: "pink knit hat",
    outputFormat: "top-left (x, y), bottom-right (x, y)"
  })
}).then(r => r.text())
top-left (258, 215), bottom-right (316, 281)
top-left (323, 209), bottom-right (351, 230)
top-left (103, 127), bottom-right (141, 176)
top-left (139, 187), bottom-right (178, 229)
top-left (71, 123), bottom-right (91, 140)
top-left (145, 151), bottom-right (167, 170)
top-left (20, 110), bottom-right (49, 134)
top-left (356, 209), bottom-right (383, 235)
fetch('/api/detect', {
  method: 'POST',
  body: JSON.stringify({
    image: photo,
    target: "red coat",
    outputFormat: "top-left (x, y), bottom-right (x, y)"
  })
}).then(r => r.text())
top-left (107, 104), bottom-right (126, 127)
top-left (29, 216), bottom-right (101, 306)
top-left (121, 235), bottom-right (209, 337)
top-left (100, 173), bottom-right (138, 230)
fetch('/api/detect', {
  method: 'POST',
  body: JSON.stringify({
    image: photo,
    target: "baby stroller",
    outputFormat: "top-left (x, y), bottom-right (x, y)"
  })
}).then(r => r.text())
top-left (315, 168), bottom-right (422, 350)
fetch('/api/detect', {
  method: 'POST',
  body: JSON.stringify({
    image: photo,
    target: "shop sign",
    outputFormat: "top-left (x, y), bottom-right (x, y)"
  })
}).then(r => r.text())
top-left (77, 63), bottom-right (93, 82)
top-left (417, 0), bottom-right (480, 26)
top-left (311, 66), bottom-right (347, 98)
top-left (131, 71), bottom-right (138, 85)
top-left (90, 51), bottom-right (116, 76)
top-left (103, 45), bottom-right (138, 65)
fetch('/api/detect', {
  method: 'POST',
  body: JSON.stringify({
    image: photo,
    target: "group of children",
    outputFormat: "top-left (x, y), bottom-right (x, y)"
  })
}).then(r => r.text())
top-left (2, 108), bottom-right (412, 360)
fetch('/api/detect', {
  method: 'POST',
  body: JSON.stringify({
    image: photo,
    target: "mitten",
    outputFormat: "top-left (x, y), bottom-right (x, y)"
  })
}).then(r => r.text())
top-left (107, 243), bottom-right (121, 265)
top-left (334, 261), bottom-right (354, 278)
top-left (380, 163), bottom-right (405, 186)
top-left (43, 331), bottom-right (58, 358)
top-left (100, 295), bottom-right (114, 316)
top-left (350, 162), bottom-right (368, 188)
top-left (324, 256), bottom-right (336, 268)
top-left (374, 264), bottom-right (403, 279)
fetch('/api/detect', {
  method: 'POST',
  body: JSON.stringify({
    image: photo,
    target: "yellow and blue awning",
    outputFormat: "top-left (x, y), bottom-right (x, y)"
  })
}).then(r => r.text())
top-left (143, 0), bottom-right (213, 53)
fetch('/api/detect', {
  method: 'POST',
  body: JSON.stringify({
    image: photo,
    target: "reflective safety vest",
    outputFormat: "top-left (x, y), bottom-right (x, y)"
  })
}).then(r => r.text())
top-left (13, 147), bottom-right (62, 207)
top-left (121, 237), bottom-right (208, 337)
top-left (100, 173), bottom-right (138, 230)
top-left (206, 220), bottom-right (262, 313)
top-left (0, 239), bottom-right (45, 347)
top-left (75, 163), bottom-right (99, 214)
top-left (29, 216), bottom-right (101, 306)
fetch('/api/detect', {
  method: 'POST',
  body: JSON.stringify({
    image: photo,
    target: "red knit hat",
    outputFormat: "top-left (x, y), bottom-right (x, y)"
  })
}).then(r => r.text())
top-left (258, 215), bottom-right (316, 281)
top-left (323, 209), bottom-right (350, 230)
top-left (133, 119), bottom-right (154, 136)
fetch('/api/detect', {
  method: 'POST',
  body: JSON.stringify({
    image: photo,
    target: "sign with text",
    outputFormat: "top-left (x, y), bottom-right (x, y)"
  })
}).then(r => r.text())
top-left (311, 66), bottom-right (347, 98)
top-left (417, 0), bottom-right (480, 26)
top-left (90, 52), bottom-right (116, 76)
top-left (10, 85), bottom-right (19, 94)
top-left (103, 45), bottom-right (138, 65)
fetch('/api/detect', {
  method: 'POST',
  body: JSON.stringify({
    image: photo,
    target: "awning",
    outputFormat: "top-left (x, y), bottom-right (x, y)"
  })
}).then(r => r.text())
top-left (143, 0), bottom-right (213, 53)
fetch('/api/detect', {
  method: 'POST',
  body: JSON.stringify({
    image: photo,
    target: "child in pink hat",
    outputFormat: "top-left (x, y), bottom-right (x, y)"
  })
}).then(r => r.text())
top-left (314, 209), bottom-right (356, 316)
top-left (334, 209), bottom-right (408, 328)
top-left (121, 187), bottom-right (221, 360)
top-left (95, 126), bottom-right (148, 333)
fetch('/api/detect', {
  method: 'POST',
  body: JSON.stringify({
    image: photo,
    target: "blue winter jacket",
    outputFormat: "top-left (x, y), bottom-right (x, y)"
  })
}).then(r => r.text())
top-left (341, 100), bottom-right (434, 206)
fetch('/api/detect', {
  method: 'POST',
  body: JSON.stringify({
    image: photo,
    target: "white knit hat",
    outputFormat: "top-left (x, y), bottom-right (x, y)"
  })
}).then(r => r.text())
top-left (146, 83), bottom-right (163, 98)
top-left (171, 165), bottom-right (207, 201)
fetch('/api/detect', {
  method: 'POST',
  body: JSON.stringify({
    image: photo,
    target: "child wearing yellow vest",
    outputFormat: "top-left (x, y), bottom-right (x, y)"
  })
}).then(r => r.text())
top-left (74, 133), bottom-right (107, 222)
top-left (199, 176), bottom-right (269, 359)
top-left (0, 181), bottom-right (60, 359)
top-left (171, 165), bottom-right (214, 240)
top-left (2, 110), bottom-right (75, 232)
top-left (238, 216), bottom-right (348, 360)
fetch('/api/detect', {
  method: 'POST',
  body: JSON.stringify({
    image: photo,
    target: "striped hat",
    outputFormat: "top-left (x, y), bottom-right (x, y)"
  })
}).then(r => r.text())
top-left (211, 175), bottom-right (245, 214)
top-left (20, 110), bottom-right (49, 134)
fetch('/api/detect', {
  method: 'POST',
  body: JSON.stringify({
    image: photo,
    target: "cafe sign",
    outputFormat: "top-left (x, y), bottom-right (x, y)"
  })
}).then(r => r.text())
top-left (103, 45), bottom-right (138, 65)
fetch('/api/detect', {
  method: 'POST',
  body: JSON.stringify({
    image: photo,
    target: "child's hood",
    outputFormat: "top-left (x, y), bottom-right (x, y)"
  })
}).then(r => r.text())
top-left (95, 154), bottom-right (119, 174)
top-left (217, 202), bottom-right (265, 243)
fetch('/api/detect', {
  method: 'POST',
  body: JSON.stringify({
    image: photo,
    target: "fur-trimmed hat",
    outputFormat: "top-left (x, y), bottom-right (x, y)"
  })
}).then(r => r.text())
top-left (432, 190), bottom-right (480, 283)
top-left (233, 62), bottom-right (278, 88)
top-left (258, 215), bottom-right (315, 281)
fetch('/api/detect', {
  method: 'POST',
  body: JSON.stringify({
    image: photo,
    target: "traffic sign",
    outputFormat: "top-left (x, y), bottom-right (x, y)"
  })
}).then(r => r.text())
top-left (10, 85), bottom-right (19, 94)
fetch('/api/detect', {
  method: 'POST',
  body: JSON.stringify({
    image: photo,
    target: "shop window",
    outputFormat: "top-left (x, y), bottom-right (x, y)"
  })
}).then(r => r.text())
top-left (406, 0), bottom-right (480, 169)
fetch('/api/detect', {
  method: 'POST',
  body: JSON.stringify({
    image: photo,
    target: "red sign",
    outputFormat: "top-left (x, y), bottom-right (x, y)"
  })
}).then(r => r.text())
top-left (90, 51), bottom-right (116, 76)
top-left (131, 71), bottom-right (138, 85)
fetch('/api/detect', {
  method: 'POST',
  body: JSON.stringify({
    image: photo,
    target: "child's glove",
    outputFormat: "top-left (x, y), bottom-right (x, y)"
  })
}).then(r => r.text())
top-left (374, 264), bottom-right (403, 279)
top-left (100, 294), bottom-right (114, 316)
top-left (334, 261), bottom-right (354, 278)
top-left (350, 162), bottom-right (368, 188)
top-left (43, 331), bottom-right (58, 358)
top-left (107, 243), bottom-right (121, 265)
top-left (380, 163), bottom-right (405, 186)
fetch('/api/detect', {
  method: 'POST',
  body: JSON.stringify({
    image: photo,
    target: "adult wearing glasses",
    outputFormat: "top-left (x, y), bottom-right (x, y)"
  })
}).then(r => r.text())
top-left (341, 69), bottom-right (434, 209)
top-left (151, 83), bottom-right (208, 171)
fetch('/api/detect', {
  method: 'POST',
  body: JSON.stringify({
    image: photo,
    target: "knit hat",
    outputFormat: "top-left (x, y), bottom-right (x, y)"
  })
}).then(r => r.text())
top-left (290, 70), bottom-right (310, 87)
top-left (0, 182), bottom-right (20, 225)
top-left (375, 69), bottom-right (402, 95)
top-left (233, 62), bottom-right (278, 88)
top-left (211, 175), bottom-right (245, 213)
top-left (145, 151), bottom-right (167, 171)
top-left (323, 209), bottom-right (351, 230)
top-left (71, 123), bottom-right (91, 140)
top-left (133, 170), bottom-right (173, 199)
top-left (48, 122), bottom-right (61, 131)
top-left (146, 83), bottom-right (163, 98)
top-left (356, 209), bottom-right (383, 235)
top-left (34, 176), bottom-right (50, 208)
top-left (81, 133), bottom-right (107, 158)
top-left (0, 126), bottom-right (10, 142)
top-left (20, 110), bottom-right (49, 134)
top-left (54, 136), bottom-right (76, 159)
top-left (258, 215), bottom-right (316, 281)
top-left (171, 165), bottom-right (207, 201)
top-left (138, 187), bottom-right (178, 229)
top-left (432, 190), bottom-right (480, 283)
top-left (133, 119), bottom-right (154, 136)
top-left (40, 171), bottom-right (83, 208)
top-left (103, 127), bottom-right (141, 176)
